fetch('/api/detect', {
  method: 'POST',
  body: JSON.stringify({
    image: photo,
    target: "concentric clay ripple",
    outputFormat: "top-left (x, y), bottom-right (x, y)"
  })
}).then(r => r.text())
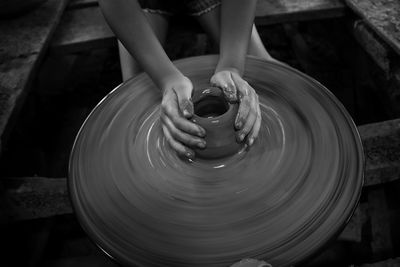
top-left (69, 55), bottom-right (364, 267)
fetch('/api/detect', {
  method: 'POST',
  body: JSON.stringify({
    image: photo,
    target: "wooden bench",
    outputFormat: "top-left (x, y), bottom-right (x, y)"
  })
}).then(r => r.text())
top-left (0, 0), bottom-right (68, 152)
top-left (349, 0), bottom-right (400, 116)
top-left (50, 0), bottom-right (348, 54)
top-left (346, 0), bottom-right (400, 56)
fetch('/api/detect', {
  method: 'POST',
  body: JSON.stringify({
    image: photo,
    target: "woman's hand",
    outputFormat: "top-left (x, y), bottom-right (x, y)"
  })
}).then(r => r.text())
top-left (210, 69), bottom-right (261, 146)
top-left (160, 75), bottom-right (206, 159)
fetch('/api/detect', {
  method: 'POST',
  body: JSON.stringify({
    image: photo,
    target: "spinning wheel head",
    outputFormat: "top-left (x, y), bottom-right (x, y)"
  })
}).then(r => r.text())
top-left (69, 55), bottom-right (364, 267)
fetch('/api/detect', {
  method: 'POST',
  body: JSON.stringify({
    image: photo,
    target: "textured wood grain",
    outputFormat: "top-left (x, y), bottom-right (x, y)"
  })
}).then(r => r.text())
top-left (50, 5), bottom-right (114, 54)
top-left (0, 0), bottom-right (68, 148)
top-left (352, 19), bottom-right (400, 116)
top-left (255, 0), bottom-right (346, 25)
top-left (0, 177), bottom-right (72, 222)
top-left (346, 0), bottom-right (400, 55)
top-left (353, 20), bottom-right (391, 76)
top-left (359, 118), bottom-right (400, 187)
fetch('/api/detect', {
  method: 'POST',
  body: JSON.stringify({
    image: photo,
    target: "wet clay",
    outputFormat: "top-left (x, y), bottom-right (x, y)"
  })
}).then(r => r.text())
top-left (69, 55), bottom-right (364, 267)
top-left (192, 87), bottom-right (242, 159)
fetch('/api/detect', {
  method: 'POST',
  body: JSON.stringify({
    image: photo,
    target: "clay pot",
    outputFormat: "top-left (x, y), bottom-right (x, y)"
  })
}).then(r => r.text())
top-left (191, 87), bottom-right (242, 159)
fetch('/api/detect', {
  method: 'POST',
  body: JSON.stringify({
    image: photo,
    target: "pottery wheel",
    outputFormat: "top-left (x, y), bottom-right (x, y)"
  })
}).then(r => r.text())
top-left (69, 55), bottom-right (364, 267)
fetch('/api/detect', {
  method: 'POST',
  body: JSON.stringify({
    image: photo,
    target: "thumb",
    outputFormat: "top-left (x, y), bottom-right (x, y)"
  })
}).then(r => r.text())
top-left (174, 81), bottom-right (194, 119)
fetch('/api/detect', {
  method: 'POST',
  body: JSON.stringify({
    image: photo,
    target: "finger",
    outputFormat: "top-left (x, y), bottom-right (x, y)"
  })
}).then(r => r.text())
top-left (161, 95), bottom-right (205, 137)
top-left (174, 81), bottom-right (194, 119)
top-left (162, 125), bottom-right (194, 159)
top-left (231, 75), bottom-right (253, 130)
top-left (211, 71), bottom-right (238, 102)
top-left (247, 104), bottom-right (262, 146)
top-left (238, 88), bottom-right (259, 141)
top-left (161, 89), bottom-right (180, 115)
top-left (221, 73), bottom-right (237, 103)
top-left (231, 72), bottom-right (251, 99)
top-left (163, 116), bottom-right (206, 149)
top-left (235, 95), bottom-right (251, 130)
top-left (237, 95), bottom-right (257, 143)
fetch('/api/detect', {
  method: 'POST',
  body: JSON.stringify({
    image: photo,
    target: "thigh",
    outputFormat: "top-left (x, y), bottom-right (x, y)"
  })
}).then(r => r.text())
top-left (195, 7), bottom-right (272, 60)
top-left (194, 6), bottom-right (221, 46)
top-left (119, 11), bottom-right (169, 81)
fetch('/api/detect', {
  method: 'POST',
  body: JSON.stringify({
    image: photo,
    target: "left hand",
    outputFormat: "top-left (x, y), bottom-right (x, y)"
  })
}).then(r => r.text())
top-left (210, 69), bottom-right (261, 147)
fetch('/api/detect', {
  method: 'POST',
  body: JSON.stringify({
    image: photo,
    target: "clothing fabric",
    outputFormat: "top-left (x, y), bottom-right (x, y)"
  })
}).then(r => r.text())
top-left (138, 0), bottom-right (221, 16)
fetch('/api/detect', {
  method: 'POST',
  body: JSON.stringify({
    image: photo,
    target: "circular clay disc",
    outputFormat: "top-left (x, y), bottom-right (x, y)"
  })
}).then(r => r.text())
top-left (69, 55), bottom-right (364, 267)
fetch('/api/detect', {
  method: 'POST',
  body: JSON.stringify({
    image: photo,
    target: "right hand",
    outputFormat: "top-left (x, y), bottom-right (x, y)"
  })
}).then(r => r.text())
top-left (160, 75), bottom-right (206, 160)
top-left (210, 69), bottom-right (261, 147)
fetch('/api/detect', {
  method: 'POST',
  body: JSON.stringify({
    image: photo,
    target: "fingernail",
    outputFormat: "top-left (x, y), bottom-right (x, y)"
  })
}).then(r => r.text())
top-left (198, 141), bottom-right (206, 149)
top-left (185, 151), bottom-right (194, 159)
top-left (248, 137), bottom-right (254, 146)
top-left (238, 133), bottom-right (245, 142)
top-left (182, 100), bottom-right (193, 118)
top-left (236, 121), bottom-right (242, 129)
top-left (183, 109), bottom-right (190, 118)
top-left (198, 128), bottom-right (206, 137)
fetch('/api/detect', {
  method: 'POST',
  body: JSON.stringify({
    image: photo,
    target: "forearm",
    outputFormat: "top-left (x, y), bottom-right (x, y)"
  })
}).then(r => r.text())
top-left (99, 0), bottom-right (182, 88)
top-left (216, 0), bottom-right (258, 75)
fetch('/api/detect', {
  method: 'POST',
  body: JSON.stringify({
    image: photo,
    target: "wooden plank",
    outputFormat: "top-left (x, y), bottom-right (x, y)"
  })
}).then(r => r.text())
top-left (337, 202), bottom-right (367, 242)
top-left (368, 188), bottom-right (393, 258)
top-left (352, 19), bottom-right (400, 116)
top-left (50, 5), bottom-right (115, 54)
top-left (51, 0), bottom-right (347, 54)
top-left (346, 0), bottom-right (400, 56)
top-left (0, 0), bottom-right (68, 150)
top-left (353, 20), bottom-right (392, 76)
top-left (0, 177), bottom-right (72, 222)
top-left (358, 118), bottom-right (400, 187)
top-left (255, 0), bottom-right (347, 25)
